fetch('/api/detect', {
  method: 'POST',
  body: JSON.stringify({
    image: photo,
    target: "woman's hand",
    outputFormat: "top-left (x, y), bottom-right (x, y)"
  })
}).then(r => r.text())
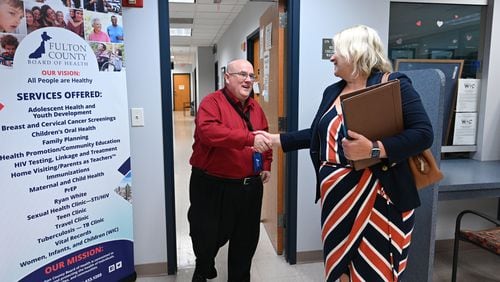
top-left (253, 131), bottom-right (281, 147)
top-left (253, 133), bottom-right (271, 153)
top-left (341, 130), bottom-right (373, 161)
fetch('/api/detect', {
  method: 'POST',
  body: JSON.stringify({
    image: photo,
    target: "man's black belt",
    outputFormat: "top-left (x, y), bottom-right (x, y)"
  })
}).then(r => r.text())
top-left (192, 167), bottom-right (261, 186)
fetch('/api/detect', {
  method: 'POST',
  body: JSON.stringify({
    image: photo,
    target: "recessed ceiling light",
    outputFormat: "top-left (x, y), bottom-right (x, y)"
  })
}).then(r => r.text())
top-left (169, 0), bottom-right (195, 3)
top-left (170, 28), bottom-right (192, 37)
top-left (170, 18), bottom-right (194, 24)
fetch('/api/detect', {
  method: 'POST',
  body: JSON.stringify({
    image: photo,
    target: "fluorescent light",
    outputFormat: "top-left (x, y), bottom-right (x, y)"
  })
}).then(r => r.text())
top-left (170, 28), bottom-right (192, 37)
top-left (169, 0), bottom-right (195, 3)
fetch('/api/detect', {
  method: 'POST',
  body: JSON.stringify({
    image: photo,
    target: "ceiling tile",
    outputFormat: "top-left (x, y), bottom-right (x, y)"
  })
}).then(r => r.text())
top-left (169, 3), bottom-right (196, 12)
top-left (169, 0), bottom-right (255, 64)
top-left (196, 4), bottom-right (236, 13)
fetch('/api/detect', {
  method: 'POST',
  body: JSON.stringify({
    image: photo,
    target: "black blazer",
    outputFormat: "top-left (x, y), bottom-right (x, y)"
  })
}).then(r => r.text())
top-left (280, 71), bottom-right (433, 212)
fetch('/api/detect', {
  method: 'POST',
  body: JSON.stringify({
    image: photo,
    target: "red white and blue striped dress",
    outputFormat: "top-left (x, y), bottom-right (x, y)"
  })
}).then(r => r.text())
top-left (318, 104), bottom-right (415, 282)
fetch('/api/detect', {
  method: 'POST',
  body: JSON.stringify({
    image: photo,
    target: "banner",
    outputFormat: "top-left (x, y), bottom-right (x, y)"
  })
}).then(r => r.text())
top-left (0, 2), bottom-right (134, 281)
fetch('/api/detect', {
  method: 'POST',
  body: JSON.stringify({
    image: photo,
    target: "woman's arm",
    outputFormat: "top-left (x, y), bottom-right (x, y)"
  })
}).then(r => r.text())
top-left (255, 129), bottom-right (312, 152)
top-left (381, 73), bottom-right (434, 163)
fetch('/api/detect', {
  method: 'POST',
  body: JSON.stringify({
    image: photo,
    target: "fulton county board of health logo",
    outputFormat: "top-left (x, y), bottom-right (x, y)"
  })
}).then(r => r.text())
top-left (26, 31), bottom-right (89, 67)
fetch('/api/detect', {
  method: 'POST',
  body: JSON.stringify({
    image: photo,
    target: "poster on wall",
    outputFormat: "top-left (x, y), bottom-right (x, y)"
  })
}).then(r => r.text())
top-left (452, 112), bottom-right (478, 145)
top-left (0, 1), bottom-right (134, 281)
top-left (456, 78), bottom-right (480, 112)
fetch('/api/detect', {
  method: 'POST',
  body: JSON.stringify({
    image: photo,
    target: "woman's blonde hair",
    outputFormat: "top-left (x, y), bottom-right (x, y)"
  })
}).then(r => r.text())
top-left (333, 25), bottom-right (392, 77)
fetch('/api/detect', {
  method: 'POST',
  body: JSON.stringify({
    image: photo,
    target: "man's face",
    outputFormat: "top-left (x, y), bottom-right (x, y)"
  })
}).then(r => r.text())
top-left (4, 44), bottom-right (16, 56)
top-left (225, 61), bottom-right (254, 103)
top-left (0, 3), bottom-right (23, 33)
top-left (111, 16), bottom-right (117, 26)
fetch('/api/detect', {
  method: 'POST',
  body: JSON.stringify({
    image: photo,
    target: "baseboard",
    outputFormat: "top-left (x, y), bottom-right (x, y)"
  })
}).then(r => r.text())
top-left (296, 250), bottom-right (323, 264)
top-left (134, 262), bottom-right (168, 277)
top-left (295, 239), bottom-right (475, 263)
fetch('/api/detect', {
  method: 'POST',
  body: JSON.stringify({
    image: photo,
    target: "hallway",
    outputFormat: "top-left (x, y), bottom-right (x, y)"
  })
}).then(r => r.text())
top-left (136, 112), bottom-right (499, 282)
top-left (165, 111), bottom-right (324, 281)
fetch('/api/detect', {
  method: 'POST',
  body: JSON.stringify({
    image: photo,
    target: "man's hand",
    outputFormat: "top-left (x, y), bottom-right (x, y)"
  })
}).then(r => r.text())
top-left (260, 171), bottom-right (271, 183)
top-left (253, 133), bottom-right (272, 153)
top-left (253, 131), bottom-right (281, 147)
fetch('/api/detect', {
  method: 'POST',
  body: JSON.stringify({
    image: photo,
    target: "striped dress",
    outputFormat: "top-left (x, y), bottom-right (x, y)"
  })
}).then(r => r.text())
top-left (318, 105), bottom-right (415, 282)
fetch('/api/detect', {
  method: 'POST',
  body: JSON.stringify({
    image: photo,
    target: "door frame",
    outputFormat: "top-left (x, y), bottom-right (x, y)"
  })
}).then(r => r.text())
top-left (283, 0), bottom-right (300, 264)
top-left (214, 61), bottom-right (219, 90)
top-left (158, 0), bottom-right (177, 274)
top-left (247, 28), bottom-right (259, 100)
top-left (246, 28), bottom-right (259, 63)
top-left (157, 0), bottom-right (301, 273)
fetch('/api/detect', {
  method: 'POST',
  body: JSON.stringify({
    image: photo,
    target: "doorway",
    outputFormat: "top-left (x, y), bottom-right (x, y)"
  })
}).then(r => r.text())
top-left (160, 0), bottom-right (302, 274)
top-left (247, 28), bottom-right (261, 103)
top-left (172, 74), bottom-right (191, 112)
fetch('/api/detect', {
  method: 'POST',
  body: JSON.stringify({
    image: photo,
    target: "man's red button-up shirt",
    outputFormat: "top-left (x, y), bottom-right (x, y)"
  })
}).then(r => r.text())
top-left (189, 88), bottom-right (272, 179)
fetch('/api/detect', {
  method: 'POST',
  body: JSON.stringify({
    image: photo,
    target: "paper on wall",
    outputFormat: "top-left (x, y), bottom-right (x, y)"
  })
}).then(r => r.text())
top-left (456, 78), bottom-right (480, 112)
top-left (453, 112), bottom-right (478, 145)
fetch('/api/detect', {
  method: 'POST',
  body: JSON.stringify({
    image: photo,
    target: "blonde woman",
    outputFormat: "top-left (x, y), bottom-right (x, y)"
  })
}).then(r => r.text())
top-left (259, 25), bottom-right (433, 281)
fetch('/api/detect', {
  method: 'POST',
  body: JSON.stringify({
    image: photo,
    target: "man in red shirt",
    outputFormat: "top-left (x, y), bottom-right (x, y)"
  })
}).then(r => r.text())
top-left (189, 59), bottom-right (272, 282)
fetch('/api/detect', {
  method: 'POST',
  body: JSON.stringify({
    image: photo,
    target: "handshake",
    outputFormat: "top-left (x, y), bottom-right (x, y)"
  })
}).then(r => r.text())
top-left (252, 131), bottom-right (280, 153)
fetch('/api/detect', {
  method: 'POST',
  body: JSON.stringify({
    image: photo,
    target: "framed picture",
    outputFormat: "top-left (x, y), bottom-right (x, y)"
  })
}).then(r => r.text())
top-left (395, 59), bottom-right (464, 146)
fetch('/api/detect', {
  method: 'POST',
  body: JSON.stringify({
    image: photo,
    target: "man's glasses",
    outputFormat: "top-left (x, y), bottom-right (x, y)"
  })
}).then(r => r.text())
top-left (228, 71), bottom-right (256, 82)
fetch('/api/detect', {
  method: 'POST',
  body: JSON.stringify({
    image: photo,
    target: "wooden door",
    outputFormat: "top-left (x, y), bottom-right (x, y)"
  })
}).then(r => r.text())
top-left (173, 73), bottom-right (191, 111)
top-left (259, 1), bottom-right (286, 255)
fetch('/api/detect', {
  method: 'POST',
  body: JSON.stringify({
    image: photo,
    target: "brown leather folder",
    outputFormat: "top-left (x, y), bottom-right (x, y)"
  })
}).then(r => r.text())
top-left (340, 80), bottom-right (404, 170)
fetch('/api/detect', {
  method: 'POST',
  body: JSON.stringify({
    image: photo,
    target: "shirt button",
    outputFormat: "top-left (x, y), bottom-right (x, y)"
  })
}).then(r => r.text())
top-left (382, 165), bottom-right (388, 171)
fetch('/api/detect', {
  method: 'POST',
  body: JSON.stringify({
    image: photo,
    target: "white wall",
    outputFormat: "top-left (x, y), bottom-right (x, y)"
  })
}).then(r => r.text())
top-left (122, 3), bottom-right (168, 265)
top-left (297, 0), bottom-right (391, 252)
top-left (216, 1), bottom-right (273, 86)
top-left (475, 0), bottom-right (500, 160)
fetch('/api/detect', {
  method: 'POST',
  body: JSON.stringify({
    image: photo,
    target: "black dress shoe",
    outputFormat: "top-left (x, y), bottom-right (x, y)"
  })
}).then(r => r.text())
top-left (192, 273), bottom-right (207, 282)
top-left (206, 266), bottom-right (217, 279)
top-left (192, 266), bottom-right (217, 282)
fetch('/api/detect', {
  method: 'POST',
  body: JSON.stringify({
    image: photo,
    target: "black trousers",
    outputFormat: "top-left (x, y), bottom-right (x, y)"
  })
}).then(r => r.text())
top-left (188, 168), bottom-right (263, 282)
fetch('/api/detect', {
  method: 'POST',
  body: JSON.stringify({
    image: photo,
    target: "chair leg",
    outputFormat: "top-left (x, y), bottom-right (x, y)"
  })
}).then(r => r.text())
top-left (451, 237), bottom-right (460, 282)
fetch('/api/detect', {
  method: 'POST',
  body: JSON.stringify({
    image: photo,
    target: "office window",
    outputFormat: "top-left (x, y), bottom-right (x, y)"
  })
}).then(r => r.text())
top-left (389, 3), bottom-right (485, 78)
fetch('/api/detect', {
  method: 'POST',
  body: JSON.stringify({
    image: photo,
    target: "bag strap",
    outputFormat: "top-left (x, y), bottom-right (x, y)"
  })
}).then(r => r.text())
top-left (381, 72), bottom-right (391, 83)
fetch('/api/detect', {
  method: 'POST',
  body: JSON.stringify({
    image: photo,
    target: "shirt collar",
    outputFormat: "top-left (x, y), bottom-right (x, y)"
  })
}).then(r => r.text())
top-left (222, 87), bottom-right (254, 110)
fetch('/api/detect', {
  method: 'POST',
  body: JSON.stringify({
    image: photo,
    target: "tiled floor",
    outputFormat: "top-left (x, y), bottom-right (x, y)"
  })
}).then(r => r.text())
top-left (136, 112), bottom-right (499, 282)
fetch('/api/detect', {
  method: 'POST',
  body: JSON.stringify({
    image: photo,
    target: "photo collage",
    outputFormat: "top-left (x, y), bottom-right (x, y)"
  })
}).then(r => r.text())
top-left (0, 0), bottom-right (125, 71)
